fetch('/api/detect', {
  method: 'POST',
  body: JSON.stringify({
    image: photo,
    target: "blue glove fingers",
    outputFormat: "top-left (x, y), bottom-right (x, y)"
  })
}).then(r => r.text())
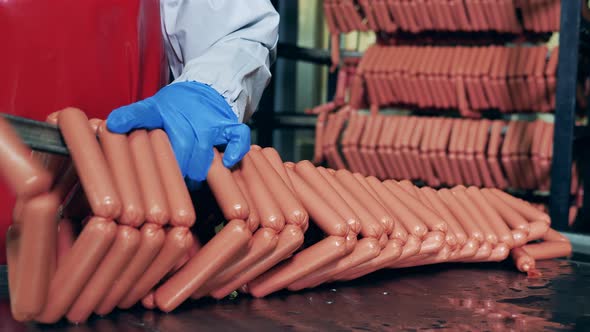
top-left (221, 124), bottom-right (251, 168)
top-left (106, 99), bottom-right (163, 134)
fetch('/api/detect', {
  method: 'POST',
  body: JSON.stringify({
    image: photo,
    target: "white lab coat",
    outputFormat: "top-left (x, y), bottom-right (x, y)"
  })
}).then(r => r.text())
top-left (161, 0), bottom-right (279, 122)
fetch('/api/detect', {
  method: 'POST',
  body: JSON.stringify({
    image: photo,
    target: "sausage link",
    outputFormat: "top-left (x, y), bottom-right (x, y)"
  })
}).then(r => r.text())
top-left (119, 227), bottom-right (194, 309)
top-left (335, 239), bottom-right (404, 281)
top-left (231, 169), bottom-right (260, 232)
top-left (248, 236), bottom-right (348, 298)
top-left (490, 188), bottom-right (550, 224)
top-left (13, 192), bottom-right (60, 320)
top-left (450, 186), bottom-right (498, 245)
top-left (486, 243), bottom-right (510, 262)
top-left (0, 116), bottom-right (52, 198)
top-left (95, 223), bottom-right (166, 316)
top-left (37, 217), bottom-right (117, 324)
top-left (210, 225), bottom-right (304, 299)
top-left (249, 148), bottom-right (308, 228)
top-left (286, 166), bottom-right (349, 236)
top-left (128, 130), bottom-right (170, 225)
top-left (522, 241), bottom-right (572, 260)
top-left (437, 188), bottom-right (484, 243)
top-left (191, 228), bottom-right (279, 300)
top-left (419, 231), bottom-right (445, 255)
top-left (511, 247), bottom-right (536, 272)
top-left (295, 161), bottom-right (360, 234)
top-left (155, 220), bottom-right (251, 312)
top-left (355, 175), bottom-right (398, 237)
top-left (480, 189), bottom-right (530, 233)
top-left (261, 148), bottom-right (294, 192)
top-left (56, 219), bottom-right (76, 268)
top-left (97, 122), bottom-right (145, 226)
top-left (207, 149), bottom-right (249, 220)
top-left (149, 129), bottom-right (196, 227)
top-left (527, 220), bottom-right (550, 242)
top-left (465, 187), bottom-right (514, 247)
top-left (420, 187), bottom-right (467, 246)
top-left (66, 226), bottom-right (141, 323)
top-left (58, 108), bottom-right (120, 218)
top-left (240, 152), bottom-right (285, 231)
top-left (141, 291), bottom-right (156, 310)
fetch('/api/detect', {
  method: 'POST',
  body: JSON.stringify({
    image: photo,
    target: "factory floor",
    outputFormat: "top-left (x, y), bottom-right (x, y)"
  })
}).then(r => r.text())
top-left (2, 259), bottom-right (589, 331)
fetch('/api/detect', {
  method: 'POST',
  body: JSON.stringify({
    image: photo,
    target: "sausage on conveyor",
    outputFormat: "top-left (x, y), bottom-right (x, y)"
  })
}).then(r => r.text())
top-left (232, 169), bottom-right (260, 232)
top-left (58, 108), bottom-right (121, 218)
top-left (56, 218), bottom-right (76, 268)
top-left (141, 291), bottom-right (156, 310)
top-left (119, 227), bottom-right (194, 309)
top-left (287, 166), bottom-right (350, 237)
top-left (37, 217), bottom-right (117, 324)
top-left (128, 129), bottom-right (170, 225)
top-left (210, 225), bottom-right (304, 300)
top-left (261, 147), bottom-right (294, 192)
top-left (334, 239), bottom-right (404, 281)
top-left (511, 247), bottom-right (536, 273)
top-left (207, 148), bottom-right (250, 220)
top-left (317, 167), bottom-right (385, 240)
top-left (191, 228), bottom-right (279, 300)
top-left (480, 188), bottom-right (530, 233)
top-left (438, 188), bottom-right (484, 244)
top-left (12, 192), bottom-right (60, 320)
top-left (489, 188), bottom-right (550, 224)
top-left (66, 226), bottom-right (141, 323)
top-left (97, 122), bottom-right (144, 227)
top-left (248, 235), bottom-right (348, 298)
top-left (240, 152), bottom-right (285, 232)
top-left (149, 129), bottom-right (196, 227)
top-left (288, 238), bottom-right (381, 291)
top-left (95, 223), bottom-right (166, 316)
top-left (155, 220), bottom-right (251, 312)
top-left (0, 116), bottom-right (52, 198)
top-left (420, 187), bottom-right (467, 247)
top-left (295, 161), bottom-right (360, 235)
top-left (450, 186), bottom-right (498, 245)
top-left (354, 175), bottom-right (399, 237)
top-left (249, 147), bottom-right (308, 228)
top-left (465, 187), bottom-right (514, 247)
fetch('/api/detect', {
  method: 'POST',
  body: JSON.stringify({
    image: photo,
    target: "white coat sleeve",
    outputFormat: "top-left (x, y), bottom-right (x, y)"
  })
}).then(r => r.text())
top-left (160, 0), bottom-right (279, 123)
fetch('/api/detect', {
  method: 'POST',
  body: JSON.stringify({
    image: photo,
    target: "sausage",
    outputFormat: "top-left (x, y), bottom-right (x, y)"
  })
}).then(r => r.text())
top-left (286, 166), bottom-right (349, 236)
top-left (463, 241), bottom-right (493, 262)
top-left (480, 189), bottom-right (530, 233)
top-left (420, 187), bottom-right (467, 246)
top-left (295, 161), bottom-right (360, 234)
top-left (6, 225), bottom-right (22, 321)
top-left (58, 108), bottom-right (121, 218)
top-left (239, 152), bottom-right (285, 232)
top-left (450, 186), bottom-right (498, 245)
top-left (231, 169), bottom-right (260, 232)
top-left (37, 217), bottom-right (117, 324)
top-left (155, 220), bottom-right (251, 312)
top-left (356, 175), bottom-right (400, 236)
top-left (149, 129), bottom-right (196, 227)
top-left (119, 227), bottom-right (194, 309)
top-left (288, 237), bottom-right (381, 291)
top-left (248, 235), bottom-right (348, 298)
top-left (334, 170), bottom-right (394, 235)
top-left (437, 188), bottom-right (484, 243)
top-left (169, 238), bottom-right (202, 276)
top-left (95, 223), bottom-right (166, 316)
top-left (210, 225), bottom-right (304, 299)
top-left (97, 122), bottom-right (144, 227)
top-left (389, 234), bottom-right (422, 265)
top-left (510, 247), bottom-right (536, 273)
top-left (66, 226), bottom-right (141, 323)
top-left (56, 218), bottom-right (76, 268)
top-left (51, 163), bottom-right (78, 205)
top-left (207, 148), bottom-right (249, 220)
top-left (418, 231), bottom-right (445, 255)
top-left (522, 241), bottom-right (572, 260)
top-left (128, 129), bottom-right (170, 225)
top-left (141, 291), bottom-right (156, 310)
top-left (249, 146), bottom-right (307, 229)
top-left (191, 228), bottom-right (279, 300)
top-left (489, 188), bottom-right (550, 224)
top-left (367, 178), bottom-right (427, 238)
top-left (334, 239), bottom-right (404, 281)
top-left (261, 148), bottom-right (294, 192)
top-left (486, 243), bottom-right (510, 262)
top-left (465, 187), bottom-right (514, 247)
top-left (385, 180), bottom-right (448, 232)
top-left (12, 192), bottom-right (60, 320)
top-left (527, 220), bottom-right (550, 242)
top-left (317, 167), bottom-right (384, 240)
top-left (0, 116), bottom-right (52, 198)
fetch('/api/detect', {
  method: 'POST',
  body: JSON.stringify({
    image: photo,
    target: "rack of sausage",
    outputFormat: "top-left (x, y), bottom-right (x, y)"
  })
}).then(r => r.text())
top-left (348, 45), bottom-right (558, 116)
top-left (313, 112), bottom-right (579, 192)
top-left (324, 0), bottom-right (560, 34)
top-left (1, 108), bottom-right (571, 324)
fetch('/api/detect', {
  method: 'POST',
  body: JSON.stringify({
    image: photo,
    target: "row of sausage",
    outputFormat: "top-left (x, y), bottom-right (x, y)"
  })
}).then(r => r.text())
top-left (324, 0), bottom-right (560, 34)
top-left (347, 45), bottom-right (558, 115)
top-left (0, 109), bottom-right (571, 325)
top-left (313, 112), bottom-right (577, 192)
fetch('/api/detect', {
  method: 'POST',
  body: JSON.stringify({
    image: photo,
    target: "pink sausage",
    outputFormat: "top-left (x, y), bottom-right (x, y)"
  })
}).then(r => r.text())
top-left (97, 122), bottom-right (145, 226)
top-left (261, 148), bottom-right (294, 192)
top-left (149, 129), bottom-right (196, 227)
top-left (232, 169), bottom-right (261, 232)
top-left (207, 148), bottom-right (250, 220)
top-left (490, 188), bottom-right (550, 224)
top-left (58, 108), bottom-right (121, 218)
top-left (511, 247), bottom-right (536, 273)
top-left (56, 219), bottom-right (76, 268)
top-left (128, 129), bottom-right (170, 225)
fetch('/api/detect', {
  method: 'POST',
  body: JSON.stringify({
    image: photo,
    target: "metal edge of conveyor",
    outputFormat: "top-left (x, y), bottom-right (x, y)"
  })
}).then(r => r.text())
top-left (563, 231), bottom-right (590, 255)
top-left (1, 113), bottom-right (69, 155)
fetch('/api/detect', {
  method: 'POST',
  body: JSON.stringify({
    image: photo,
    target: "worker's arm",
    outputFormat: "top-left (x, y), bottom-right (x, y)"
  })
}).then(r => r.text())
top-left (162, 0), bottom-right (279, 123)
top-left (106, 1), bottom-right (278, 187)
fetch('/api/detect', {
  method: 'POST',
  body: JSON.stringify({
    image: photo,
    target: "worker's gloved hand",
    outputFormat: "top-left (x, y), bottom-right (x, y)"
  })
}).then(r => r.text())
top-left (107, 81), bottom-right (250, 187)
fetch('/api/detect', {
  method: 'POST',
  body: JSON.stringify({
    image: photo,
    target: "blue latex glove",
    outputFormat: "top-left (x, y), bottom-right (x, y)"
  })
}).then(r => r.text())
top-left (107, 81), bottom-right (251, 186)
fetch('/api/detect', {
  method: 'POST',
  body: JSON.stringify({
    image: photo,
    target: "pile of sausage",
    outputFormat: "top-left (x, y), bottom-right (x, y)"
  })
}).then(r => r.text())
top-left (324, 0), bottom-right (560, 34)
top-left (0, 108), bottom-right (571, 325)
top-left (349, 45), bottom-right (558, 116)
top-left (313, 112), bottom-right (577, 192)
